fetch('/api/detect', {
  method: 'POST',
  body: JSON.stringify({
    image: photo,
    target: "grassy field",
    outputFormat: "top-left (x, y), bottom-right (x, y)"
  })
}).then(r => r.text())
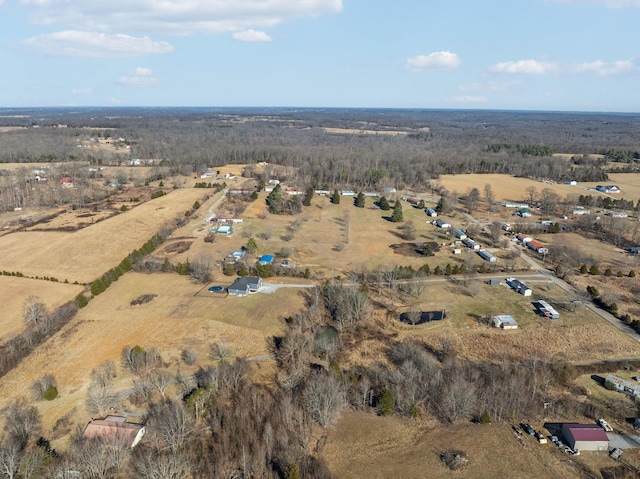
top-left (347, 279), bottom-right (640, 365)
top-left (0, 271), bottom-right (305, 440)
top-left (0, 276), bottom-right (84, 341)
top-left (0, 187), bottom-right (209, 283)
top-left (323, 411), bottom-right (588, 479)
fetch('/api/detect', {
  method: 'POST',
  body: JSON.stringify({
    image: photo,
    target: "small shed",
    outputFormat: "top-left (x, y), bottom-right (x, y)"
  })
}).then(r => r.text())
top-left (492, 315), bottom-right (518, 329)
top-left (426, 207), bottom-right (437, 217)
top-left (486, 278), bottom-right (501, 286)
top-left (517, 208), bottom-right (532, 218)
top-left (561, 424), bottom-right (609, 451)
top-left (435, 219), bottom-right (451, 228)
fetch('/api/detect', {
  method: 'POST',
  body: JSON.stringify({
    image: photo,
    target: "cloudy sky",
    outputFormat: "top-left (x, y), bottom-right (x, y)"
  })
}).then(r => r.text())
top-left (0, 0), bottom-right (639, 111)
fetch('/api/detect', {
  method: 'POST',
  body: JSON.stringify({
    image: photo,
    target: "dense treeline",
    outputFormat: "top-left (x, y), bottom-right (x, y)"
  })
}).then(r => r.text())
top-left (2, 108), bottom-right (640, 192)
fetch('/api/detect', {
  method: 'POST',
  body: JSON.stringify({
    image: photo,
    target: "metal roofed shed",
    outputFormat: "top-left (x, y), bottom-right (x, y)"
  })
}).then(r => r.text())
top-left (561, 424), bottom-right (609, 451)
top-left (477, 249), bottom-right (496, 262)
top-left (492, 315), bottom-right (518, 329)
top-left (537, 300), bottom-right (559, 319)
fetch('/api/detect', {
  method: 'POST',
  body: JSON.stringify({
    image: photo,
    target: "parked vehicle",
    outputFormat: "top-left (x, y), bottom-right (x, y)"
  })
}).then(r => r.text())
top-left (536, 432), bottom-right (547, 444)
top-left (522, 424), bottom-right (535, 436)
top-left (598, 419), bottom-right (613, 432)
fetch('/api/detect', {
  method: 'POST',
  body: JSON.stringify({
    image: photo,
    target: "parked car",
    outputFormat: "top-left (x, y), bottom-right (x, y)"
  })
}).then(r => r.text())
top-left (522, 424), bottom-right (535, 436)
top-left (598, 419), bottom-right (613, 432)
top-left (536, 432), bottom-right (547, 444)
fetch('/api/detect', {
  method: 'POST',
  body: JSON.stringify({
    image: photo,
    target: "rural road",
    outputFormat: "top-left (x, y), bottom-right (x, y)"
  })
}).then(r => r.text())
top-left (516, 244), bottom-right (640, 342)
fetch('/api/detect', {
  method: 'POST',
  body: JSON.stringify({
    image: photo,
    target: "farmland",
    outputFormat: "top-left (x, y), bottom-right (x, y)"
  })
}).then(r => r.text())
top-left (1, 108), bottom-right (640, 477)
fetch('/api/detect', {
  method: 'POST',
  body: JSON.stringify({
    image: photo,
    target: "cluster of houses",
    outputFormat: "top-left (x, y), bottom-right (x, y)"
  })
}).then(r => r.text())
top-left (515, 233), bottom-right (549, 255)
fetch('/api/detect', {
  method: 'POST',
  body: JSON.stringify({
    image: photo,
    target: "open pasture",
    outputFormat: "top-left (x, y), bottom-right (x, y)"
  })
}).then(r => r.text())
top-left (0, 187), bottom-right (208, 283)
top-left (323, 411), bottom-right (581, 479)
top-left (436, 173), bottom-right (609, 203)
top-left (0, 272), bottom-right (305, 431)
top-left (359, 279), bottom-right (640, 364)
top-left (0, 275), bottom-right (84, 341)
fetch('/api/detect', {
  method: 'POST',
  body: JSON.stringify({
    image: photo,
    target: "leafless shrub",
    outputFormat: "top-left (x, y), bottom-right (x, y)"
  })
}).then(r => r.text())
top-left (209, 342), bottom-right (234, 362)
top-left (181, 348), bottom-right (197, 365)
top-left (440, 450), bottom-right (468, 470)
top-left (3, 399), bottom-right (41, 449)
top-left (130, 294), bottom-right (157, 306)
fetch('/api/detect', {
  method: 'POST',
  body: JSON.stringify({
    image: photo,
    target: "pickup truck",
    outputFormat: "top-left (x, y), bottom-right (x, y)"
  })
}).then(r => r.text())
top-left (598, 419), bottom-right (613, 432)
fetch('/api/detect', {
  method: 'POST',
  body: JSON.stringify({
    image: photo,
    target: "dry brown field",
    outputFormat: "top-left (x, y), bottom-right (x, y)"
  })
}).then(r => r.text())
top-left (347, 279), bottom-right (640, 366)
top-left (0, 187), bottom-right (210, 283)
top-left (437, 172), bottom-right (640, 204)
top-left (183, 192), bottom-right (533, 279)
top-left (0, 271), bottom-right (305, 442)
top-left (323, 411), bottom-right (592, 479)
top-left (536, 232), bottom-right (631, 270)
top-left (0, 276), bottom-right (84, 341)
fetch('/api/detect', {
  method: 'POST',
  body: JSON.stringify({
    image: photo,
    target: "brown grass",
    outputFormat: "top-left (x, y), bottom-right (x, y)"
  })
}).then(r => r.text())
top-left (323, 412), bottom-right (582, 479)
top-left (0, 188), bottom-right (209, 283)
top-left (0, 276), bottom-right (84, 341)
top-left (0, 271), bottom-right (304, 440)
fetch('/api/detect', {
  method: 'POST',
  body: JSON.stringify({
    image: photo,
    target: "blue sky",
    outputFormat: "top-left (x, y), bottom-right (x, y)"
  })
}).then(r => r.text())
top-left (0, 0), bottom-right (639, 111)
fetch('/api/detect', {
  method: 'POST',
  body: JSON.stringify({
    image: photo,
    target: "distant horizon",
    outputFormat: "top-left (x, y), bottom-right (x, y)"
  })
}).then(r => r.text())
top-left (1, 105), bottom-right (639, 116)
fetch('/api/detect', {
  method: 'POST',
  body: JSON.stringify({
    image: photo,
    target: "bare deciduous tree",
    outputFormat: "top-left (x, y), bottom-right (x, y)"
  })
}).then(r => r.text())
top-left (22, 296), bottom-right (48, 329)
top-left (91, 360), bottom-right (117, 388)
top-left (304, 373), bottom-right (347, 427)
top-left (190, 254), bottom-right (213, 283)
top-left (3, 399), bottom-right (41, 449)
top-left (149, 401), bottom-right (194, 454)
top-left (0, 445), bottom-right (21, 479)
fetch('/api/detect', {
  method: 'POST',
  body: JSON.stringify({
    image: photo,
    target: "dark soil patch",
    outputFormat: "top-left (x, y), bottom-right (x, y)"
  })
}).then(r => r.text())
top-left (159, 241), bottom-right (193, 254)
top-left (76, 213), bottom-right (96, 218)
top-left (389, 241), bottom-right (439, 257)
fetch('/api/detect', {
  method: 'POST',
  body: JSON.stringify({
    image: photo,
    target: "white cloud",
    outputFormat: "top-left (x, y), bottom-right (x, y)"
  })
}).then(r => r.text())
top-left (446, 95), bottom-right (488, 104)
top-left (22, 31), bottom-right (174, 57)
top-left (548, 0), bottom-right (640, 8)
top-left (19, 0), bottom-right (343, 35)
top-left (232, 29), bottom-right (272, 42)
top-left (118, 67), bottom-right (159, 88)
top-left (570, 59), bottom-right (636, 75)
top-left (489, 59), bottom-right (555, 74)
top-left (71, 88), bottom-right (93, 95)
top-left (405, 51), bottom-right (460, 72)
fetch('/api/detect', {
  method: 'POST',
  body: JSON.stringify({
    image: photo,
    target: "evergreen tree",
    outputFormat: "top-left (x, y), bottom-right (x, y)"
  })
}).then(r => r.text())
top-left (245, 237), bottom-right (258, 254)
top-left (378, 196), bottom-right (391, 210)
top-left (379, 388), bottom-right (395, 416)
top-left (302, 187), bottom-right (314, 207)
top-left (580, 264), bottom-right (588, 274)
top-left (354, 192), bottom-right (365, 208)
top-left (390, 200), bottom-right (404, 222)
top-left (417, 199), bottom-right (426, 209)
top-left (331, 190), bottom-right (341, 205)
top-left (550, 222), bottom-right (561, 233)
